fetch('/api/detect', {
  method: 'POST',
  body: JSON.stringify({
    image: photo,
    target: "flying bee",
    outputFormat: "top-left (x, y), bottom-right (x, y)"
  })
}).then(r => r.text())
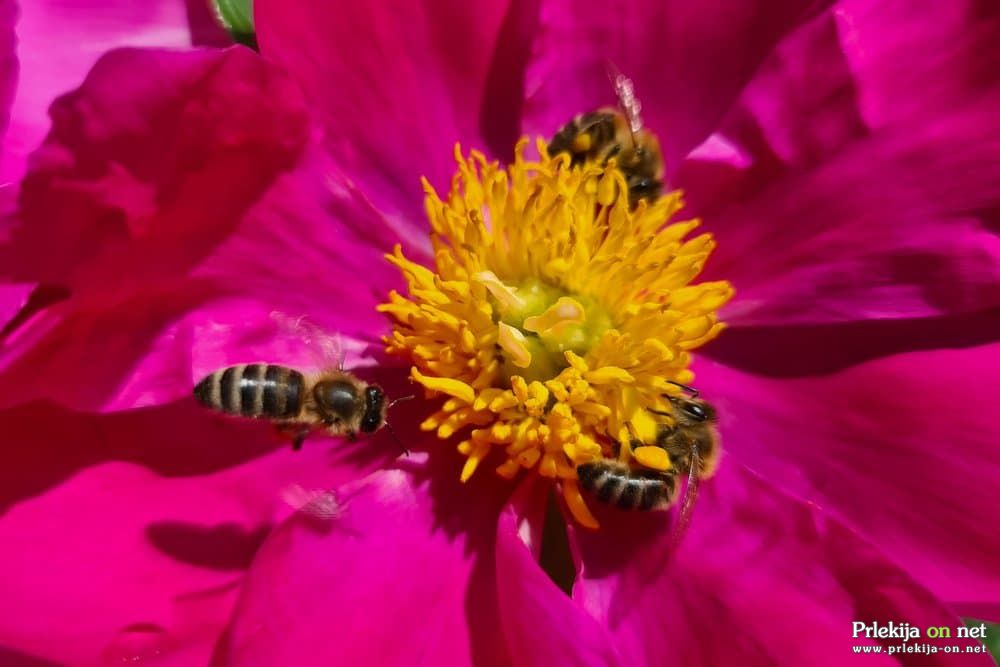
top-left (547, 68), bottom-right (665, 208)
top-left (193, 314), bottom-right (410, 451)
top-left (576, 381), bottom-right (720, 536)
top-left (194, 363), bottom-right (396, 450)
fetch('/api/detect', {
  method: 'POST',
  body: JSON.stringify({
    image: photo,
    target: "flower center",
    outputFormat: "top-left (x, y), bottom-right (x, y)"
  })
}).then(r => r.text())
top-left (379, 139), bottom-right (733, 528)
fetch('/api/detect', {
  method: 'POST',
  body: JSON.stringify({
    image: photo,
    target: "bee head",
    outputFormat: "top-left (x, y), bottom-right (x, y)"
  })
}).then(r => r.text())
top-left (671, 396), bottom-right (715, 425)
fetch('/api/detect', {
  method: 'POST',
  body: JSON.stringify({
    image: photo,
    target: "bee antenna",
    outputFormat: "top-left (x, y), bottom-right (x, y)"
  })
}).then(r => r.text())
top-left (388, 394), bottom-right (415, 410)
top-left (384, 420), bottom-right (409, 456)
top-left (664, 380), bottom-right (699, 398)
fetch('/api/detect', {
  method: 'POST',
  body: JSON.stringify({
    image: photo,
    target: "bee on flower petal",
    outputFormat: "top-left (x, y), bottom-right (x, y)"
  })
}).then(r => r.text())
top-left (193, 314), bottom-right (411, 451)
top-left (547, 68), bottom-right (664, 208)
top-left (577, 382), bottom-right (720, 539)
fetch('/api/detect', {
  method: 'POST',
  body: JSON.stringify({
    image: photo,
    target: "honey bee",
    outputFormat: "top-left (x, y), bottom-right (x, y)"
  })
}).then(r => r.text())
top-left (194, 363), bottom-right (397, 450)
top-left (193, 315), bottom-right (410, 451)
top-left (547, 69), bottom-right (664, 208)
top-left (576, 382), bottom-right (720, 535)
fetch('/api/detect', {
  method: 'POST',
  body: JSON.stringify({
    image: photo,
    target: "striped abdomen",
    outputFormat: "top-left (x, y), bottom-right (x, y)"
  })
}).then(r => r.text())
top-left (194, 364), bottom-right (304, 420)
top-left (548, 110), bottom-right (623, 166)
top-left (577, 460), bottom-right (676, 511)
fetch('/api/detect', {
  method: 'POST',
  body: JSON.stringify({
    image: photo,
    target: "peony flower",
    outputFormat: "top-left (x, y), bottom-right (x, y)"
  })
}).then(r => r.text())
top-left (1, 1), bottom-right (999, 665)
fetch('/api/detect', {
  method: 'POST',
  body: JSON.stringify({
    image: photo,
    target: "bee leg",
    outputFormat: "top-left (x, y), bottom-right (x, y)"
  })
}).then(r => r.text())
top-left (624, 421), bottom-right (643, 449)
top-left (346, 430), bottom-right (358, 443)
top-left (276, 424), bottom-right (310, 451)
top-left (384, 422), bottom-right (409, 456)
top-left (648, 408), bottom-right (671, 417)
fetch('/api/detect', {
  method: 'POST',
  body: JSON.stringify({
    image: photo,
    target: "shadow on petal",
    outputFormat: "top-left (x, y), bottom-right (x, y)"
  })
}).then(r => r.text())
top-left (146, 521), bottom-right (272, 572)
top-left (0, 395), bottom-right (399, 514)
top-left (703, 307), bottom-right (1000, 377)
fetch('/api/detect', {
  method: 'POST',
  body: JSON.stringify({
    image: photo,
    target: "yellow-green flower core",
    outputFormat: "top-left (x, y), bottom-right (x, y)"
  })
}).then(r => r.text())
top-left (379, 138), bottom-right (733, 528)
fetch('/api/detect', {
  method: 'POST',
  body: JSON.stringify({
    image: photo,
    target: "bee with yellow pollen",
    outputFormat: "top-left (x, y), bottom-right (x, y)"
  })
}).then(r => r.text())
top-left (379, 136), bottom-right (733, 529)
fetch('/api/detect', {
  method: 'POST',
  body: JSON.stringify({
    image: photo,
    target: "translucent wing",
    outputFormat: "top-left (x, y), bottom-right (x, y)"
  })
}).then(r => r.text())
top-left (669, 444), bottom-right (701, 550)
top-left (268, 311), bottom-right (345, 372)
top-left (281, 484), bottom-right (343, 522)
top-left (605, 61), bottom-right (643, 133)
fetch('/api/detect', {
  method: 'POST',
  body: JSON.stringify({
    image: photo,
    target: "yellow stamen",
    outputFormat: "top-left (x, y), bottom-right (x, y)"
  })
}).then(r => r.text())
top-left (379, 137), bottom-right (733, 528)
top-left (562, 479), bottom-right (600, 530)
top-left (411, 368), bottom-right (474, 404)
top-left (476, 271), bottom-right (527, 314)
top-left (523, 297), bottom-right (586, 337)
top-left (497, 323), bottom-right (532, 368)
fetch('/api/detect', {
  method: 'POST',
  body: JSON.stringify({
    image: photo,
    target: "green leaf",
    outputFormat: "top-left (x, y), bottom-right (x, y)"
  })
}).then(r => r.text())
top-left (213, 0), bottom-right (257, 49)
top-left (963, 619), bottom-right (1000, 663)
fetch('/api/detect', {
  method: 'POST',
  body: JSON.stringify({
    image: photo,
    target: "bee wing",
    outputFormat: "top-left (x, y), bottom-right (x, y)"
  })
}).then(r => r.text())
top-left (669, 446), bottom-right (701, 550)
top-left (268, 311), bottom-right (345, 372)
top-left (280, 483), bottom-right (343, 522)
top-left (605, 60), bottom-right (643, 133)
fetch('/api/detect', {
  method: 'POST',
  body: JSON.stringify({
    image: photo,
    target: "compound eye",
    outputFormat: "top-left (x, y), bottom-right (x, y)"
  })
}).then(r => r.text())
top-left (631, 178), bottom-right (656, 195)
top-left (682, 402), bottom-right (708, 422)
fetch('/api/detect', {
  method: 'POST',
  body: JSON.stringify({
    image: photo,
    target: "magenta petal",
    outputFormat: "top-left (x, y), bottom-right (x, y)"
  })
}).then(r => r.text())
top-left (0, 420), bottom-right (348, 666)
top-left (191, 147), bottom-right (406, 333)
top-left (0, 283), bottom-right (30, 331)
top-left (222, 456), bottom-right (513, 666)
top-left (2, 47), bottom-right (309, 292)
top-left (3, 44), bottom-right (398, 312)
top-left (522, 0), bottom-right (831, 167)
top-left (2, 0), bottom-right (227, 185)
top-left (696, 346), bottom-right (1000, 616)
top-left (254, 0), bottom-right (536, 235)
top-left (700, 92), bottom-right (1000, 325)
top-left (836, 0), bottom-right (1000, 127)
top-left (677, 8), bottom-right (867, 219)
top-left (495, 486), bottom-right (620, 667)
top-left (730, 10), bottom-right (866, 169)
top-left (674, 7), bottom-right (1000, 325)
top-left (568, 464), bottom-right (990, 665)
top-left (0, 0), bottom-right (14, 149)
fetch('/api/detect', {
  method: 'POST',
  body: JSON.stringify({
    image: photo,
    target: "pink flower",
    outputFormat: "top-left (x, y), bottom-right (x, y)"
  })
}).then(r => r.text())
top-left (1, 1), bottom-right (999, 665)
